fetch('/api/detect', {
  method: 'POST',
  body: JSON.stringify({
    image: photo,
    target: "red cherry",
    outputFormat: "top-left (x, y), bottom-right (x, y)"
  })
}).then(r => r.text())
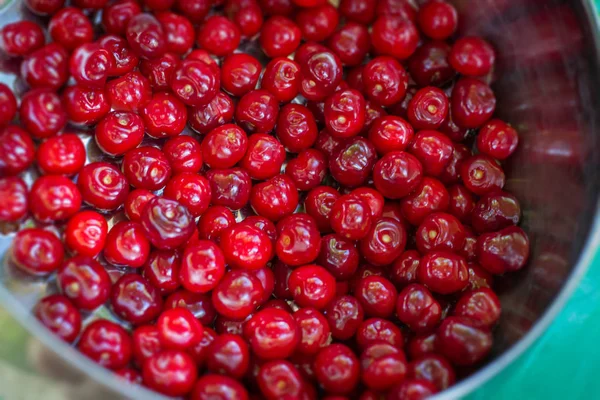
top-left (179, 240), bottom-right (226, 293)
top-left (476, 119), bottom-right (519, 160)
top-left (143, 350), bottom-right (197, 396)
top-left (164, 173), bottom-right (212, 217)
top-left (34, 295), bottom-right (81, 343)
top-left (198, 16), bottom-right (241, 57)
top-left (157, 307), bottom-right (204, 350)
top-left (197, 206), bottom-right (236, 243)
top-left (371, 15), bottom-right (419, 60)
top-left (0, 21), bottom-right (45, 56)
top-left (63, 85), bottom-right (110, 125)
top-left (293, 308), bottom-right (330, 355)
top-left (314, 344), bottom-right (360, 395)
top-left (439, 143), bottom-right (471, 185)
top-left (95, 111), bottom-right (145, 156)
top-left (170, 60), bottom-right (219, 107)
top-left (111, 273), bottom-right (163, 325)
top-left (436, 316), bottom-right (493, 366)
top-left (206, 333), bottom-right (250, 378)
top-left (356, 317), bottom-right (403, 350)
top-left (49, 8), bottom-right (92, 51)
top-left (139, 52), bottom-right (181, 91)
top-left (323, 295), bottom-right (364, 340)
top-left (106, 71), bottom-right (152, 112)
top-left (77, 162), bottom-right (129, 211)
top-left (390, 250), bottom-right (420, 288)
top-left (78, 320), bottom-right (132, 370)
top-left (261, 57), bottom-right (301, 102)
top-left (141, 92), bottom-right (188, 138)
top-left (0, 177), bottom-right (28, 222)
top-left (276, 104), bottom-right (319, 153)
top-left (406, 332), bottom-right (437, 360)
top-left (408, 354), bottom-right (456, 391)
top-left (285, 149), bottom-right (328, 191)
top-left (250, 174), bottom-right (299, 222)
top-left (454, 288), bottom-right (502, 328)
top-left (476, 226), bottom-right (530, 274)
top-left (57, 256), bottom-right (111, 311)
top-left (296, 4), bottom-right (339, 42)
top-left (327, 22), bottom-right (370, 67)
top-left (407, 87), bottom-right (449, 131)
top-left (165, 290), bottom-right (216, 325)
top-left (339, 0), bottom-right (376, 25)
top-left (408, 41), bottom-right (456, 88)
top-left (400, 177), bottom-right (450, 226)
top-left (235, 89), bottom-right (280, 133)
top-left (98, 35), bottom-right (140, 76)
top-left (360, 217), bottom-right (407, 266)
top-left (329, 137), bottom-right (377, 188)
top-left (123, 146), bottom-right (172, 191)
top-left (0, 126), bottom-right (35, 176)
top-left (449, 37), bottom-right (496, 77)
top-left (156, 11), bottom-right (195, 55)
top-left (191, 374), bottom-right (249, 400)
top-left (240, 134), bottom-right (286, 180)
top-left (260, 16), bottom-right (301, 58)
top-left (244, 308), bottom-right (300, 359)
top-left (140, 196), bottom-right (195, 250)
top-left (451, 78), bottom-right (496, 129)
top-left (360, 343), bottom-right (407, 391)
top-left (288, 264), bottom-right (336, 310)
top-left (142, 249), bottom-right (182, 295)
top-left (298, 49), bottom-right (343, 101)
top-left (227, 0), bottom-right (264, 38)
top-left (460, 154), bottom-right (505, 195)
top-left (376, 0), bottom-right (417, 21)
top-left (417, 1), bottom-right (458, 40)
top-left (257, 360), bottom-right (304, 400)
top-left (276, 213), bottom-right (321, 266)
top-left (102, 0), bottom-right (142, 35)
top-left (415, 212), bottom-right (466, 254)
top-left (368, 116), bottom-right (414, 155)
top-left (36, 134), bottom-right (85, 176)
top-left (202, 124), bottom-right (248, 169)
top-left (175, 0), bottom-right (211, 23)
top-left (373, 151), bottom-right (423, 199)
top-left (387, 379), bottom-right (438, 400)
top-left (330, 194), bottom-right (373, 240)
top-left (418, 251), bottom-right (469, 295)
top-left (104, 221), bottom-right (150, 268)
top-left (19, 89), bottom-right (66, 139)
top-left (69, 43), bottom-right (113, 88)
top-left (11, 228), bottom-right (64, 276)
top-left (325, 89), bottom-right (366, 139)
top-left (363, 56), bottom-right (408, 107)
top-left (318, 234), bottom-right (359, 280)
top-left (355, 275), bottom-right (397, 318)
top-left (29, 175), bottom-right (81, 222)
top-left (164, 135), bottom-right (203, 174)
top-left (304, 186), bottom-right (340, 232)
top-left (206, 168), bottom-right (252, 210)
top-left (125, 190), bottom-right (156, 222)
top-left (396, 283), bottom-right (442, 333)
top-left (126, 13), bottom-right (166, 59)
top-left (471, 191), bottom-right (521, 233)
top-left (221, 53), bottom-right (262, 97)
top-left (220, 224), bottom-right (273, 270)
top-left (188, 327), bottom-right (217, 367)
top-left (212, 270), bottom-right (264, 320)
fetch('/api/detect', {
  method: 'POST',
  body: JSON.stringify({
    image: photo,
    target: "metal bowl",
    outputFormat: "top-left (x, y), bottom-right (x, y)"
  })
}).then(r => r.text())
top-left (0, 0), bottom-right (599, 398)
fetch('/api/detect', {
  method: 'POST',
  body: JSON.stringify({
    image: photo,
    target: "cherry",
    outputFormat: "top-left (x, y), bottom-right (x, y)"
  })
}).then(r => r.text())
top-left (143, 350), bottom-right (197, 396)
top-left (0, 21), bottom-right (44, 57)
top-left (19, 89), bottom-right (66, 139)
top-left (0, 126), bottom-right (34, 176)
top-left (454, 288), bottom-right (502, 328)
top-left (259, 0), bottom-right (295, 16)
top-left (212, 270), bottom-right (264, 320)
top-left (63, 85), bottom-right (110, 125)
top-left (162, 173), bottom-right (210, 217)
top-left (206, 333), bottom-right (250, 378)
top-left (122, 146), bottom-right (172, 191)
top-left (276, 104), bottom-right (319, 153)
top-left (251, 266), bottom-right (276, 303)
top-left (0, 85), bottom-right (16, 129)
top-left (368, 116), bottom-right (414, 155)
top-left (103, 0), bottom-right (142, 35)
top-left (388, 379), bottom-right (438, 400)
top-left (415, 212), bottom-right (466, 254)
top-left (276, 213), bottom-right (321, 266)
top-left (188, 327), bottom-right (217, 366)
top-left (407, 88), bottom-right (449, 130)
top-left (78, 320), bottom-right (132, 370)
top-left (260, 16), bottom-right (301, 58)
top-left (318, 234), bottom-right (359, 280)
top-left (95, 111), bottom-right (145, 156)
top-left (296, 4), bottom-right (339, 42)
top-left (142, 0), bottom-right (175, 11)
top-left (11, 228), bottom-right (64, 275)
top-left (34, 295), bottom-right (81, 343)
top-left (288, 264), bottom-right (336, 310)
top-left (261, 57), bottom-right (301, 102)
top-left (36, 134), bottom-right (85, 176)
top-left (376, 0), bottom-right (417, 21)
top-left (293, 308), bottom-right (330, 355)
top-left (329, 136), bottom-right (377, 188)
top-left (214, 315), bottom-right (248, 335)
top-left (305, 186), bottom-right (340, 232)
top-left (0, 177), bottom-right (28, 222)
top-left (244, 308), bottom-right (299, 359)
top-left (339, 0), bottom-right (376, 25)
top-left (408, 41), bottom-right (456, 88)
top-left (439, 143), bottom-right (471, 185)
top-left (460, 154), bottom-right (505, 195)
top-left (323, 295), bottom-right (364, 340)
top-left (179, 240), bottom-right (226, 293)
top-left (408, 130), bottom-right (454, 176)
top-left (29, 175), bottom-right (81, 222)
top-left (408, 354), bottom-right (455, 391)
top-left (257, 360), bottom-right (304, 400)
top-left (330, 194), bottom-right (373, 240)
top-left (142, 250), bottom-right (181, 295)
top-left (450, 37), bottom-right (496, 77)
top-left (357, 317), bottom-right (404, 350)
top-left (221, 224), bottom-right (273, 270)
top-left (175, 0), bottom-right (211, 23)
top-left (447, 184), bottom-right (475, 224)
top-left (476, 119), bottom-right (519, 160)
top-left (164, 136), bottom-right (203, 174)
top-left (286, 149), bottom-right (327, 191)
top-left (461, 228), bottom-right (478, 262)
top-left (141, 92), bottom-right (188, 138)
top-left (236, 89), bottom-right (280, 133)
top-left (201, 125), bottom-right (248, 169)
top-left (227, 0), bottom-right (264, 38)
top-left (406, 332), bottom-right (437, 359)
top-left (57, 256), bottom-right (111, 311)
top-left (206, 168), bottom-right (252, 210)
top-left (24, 0), bottom-right (63, 14)
top-left (77, 162), bottom-right (129, 211)
top-left (436, 316), bottom-right (493, 366)
top-left (360, 343), bottom-right (407, 391)
top-left (373, 151), bottom-right (423, 199)
top-left (165, 291), bottom-right (216, 325)
top-left (139, 53), bottom-right (181, 91)
top-left (324, 89), bottom-right (366, 139)
top-left (355, 275), bottom-right (397, 318)
top-left (400, 177), bottom-right (450, 226)
top-left (417, 1), bottom-right (458, 40)
top-left (106, 71), bottom-right (152, 112)
top-left (363, 56), bottom-right (409, 107)
top-left (98, 35), bottom-right (140, 76)
top-left (250, 174), bottom-right (299, 222)
top-left (417, 251), bottom-right (469, 295)
top-left (111, 273), bottom-right (163, 325)
top-left (451, 78), bottom-right (496, 129)
top-left (327, 22), bottom-right (370, 67)
top-left (191, 374), bottom-right (249, 400)
top-left (126, 13), bottom-right (166, 60)
top-left (371, 15), bottom-right (419, 60)
top-left (476, 226), bottom-right (530, 274)
top-left (125, 190), bottom-right (156, 222)
top-left (314, 344), bottom-right (360, 395)
top-left (197, 16), bottom-right (241, 57)
top-left (360, 217), bottom-right (407, 266)
top-left (197, 206), bottom-right (236, 243)
top-left (155, 12), bottom-right (195, 55)
top-left (298, 49), bottom-right (343, 101)
top-left (69, 43), bottom-right (113, 89)
top-left (220, 54), bottom-right (261, 97)
top-left (170, 60), bottom-right (219, 107)
top-left (140, 196), bottom-right (195, 250)
top-left (49, 8), bottom-right (93, 51)
top-left (156, 307), bottom-right (203, 350)
top-left (471, 191), bottom-right (521, 233)
top-left (396, 283), bottom-right (442, 333)
top-left (104, 221), bottom-right (150, 268)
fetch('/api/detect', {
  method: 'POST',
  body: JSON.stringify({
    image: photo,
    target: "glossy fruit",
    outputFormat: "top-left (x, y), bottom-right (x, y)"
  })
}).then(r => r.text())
top-left (157, 307), bottom-right (204, 350)
top-left (396, 284), bottom-right (442, 333)
top-left (314, 344), bottom-right (360, 395)
top-left (104, 221), bottom-right (150, 268)
top-left (69, 43), bottom-right (113, 88)
top-left (355, 276), bottom-right (398, 318)
top-left (191, 374), bottom-right (249, 400)
top-left (449, 37), bottom-right (495, 77)
top-left (251, 174), bottom-right (299, 222)
top-left (179, 240), bottom-right (226, 293)
top-left (0, 21), bottom-right (45, 56)
top-left (330, 195), bottom-right (373, 240)
top-left (460, 155), bottom-right (505, 195)
top-left (11, 229), bottom-right (64, 276)
top-left (329, 136), bottom-right (377, 188)
top-left (0, 177), bottom-right (28, 222)
top-left (451, 78), bottom-right (496, 129)
top-left (0, 126), bottom-right (35, 176)
top-left (261, 57), bottom-right (301, 102)
top-left (318, 234), bottom-right (359, 280)
top-left (29, 175), bottom-right (81, 222)
top-left (325, 89), bottom-right (366, 138)
top-left (235, 89), bottom-right (280, 133)
top-left (417, 1), bottom-right (458, 40)
top-left (37, 134), bottom-right (85, 176)
top-left (408, 354), bottom-right (455, 391)
top-left (221, 53), bottom-right (262, 97)
top-left (293, 307), bottom-right (330, 355)
top-left (126, 13), bottom-right (166, 59)
top-left (418, 251), bottom-right (469, 295)
top-left (244, 308), bottom-right (300, 359)
top-left (436, 316), bottom-right (493, 366)
top-left (415, 212), bottom-right (466, 254)
top-left (20, 89), bottom-right (67, 139)
top-left (454, 288), bottom-right (502, 328)
top-left (324, 295), bottom-right (364, 340)
top-left (476, 119), bottom-right (519, 160)
top-left (165, 291), bottom-right (216, 325)
top-left (78, 320), bottom-right (132, 370)
top-left (111, 274), bottom-right (163, 325)
top-left (476, 226), bottom-right (530, 274)
top-left (356, 318), bottom-right (404, 350)
top-left (63, 85), bottom-right (110, 125)
top-left (220, 224), bottom-right (273, 270)
top-left (288, 264), bottom-right (336, 310)
top-left (388, 379), bottom-right (438, 400)
top-left (257, 360), bottom-right (304, 400)
top-left (95, 111), bottom-right (145, 156)
top-left (260, 16), bottom-right (301, 57)
top-left (371, 15), bottom-right (419, 60)
top-left (206, 168), bottom-right (252, 210)
top-left (368, 116), bottom-right (414, 155)
top-left (276, 213), bottom-right (321, 266)
top-left (276, 104), bottom-right (319, 153)
top-left (198, 16), bottom-right (241, 56)
top-left (363, 56), bottom-right (408, 106)
top-left (360, 217), bottom-right (407, 266)
top-left (57, 256), bottom-right (111, 311)
top-left (373, 152), bottom-right (423, 199)
top-left (360, 343), bottom-right (407, 391)
top-left (49, 8), bottom-right (92, 51)
top-left (106, 71), bottom-right (151, 112)
top-left (212, 270), bottom-right (264, 320)
top-left (206, 333), bottom-right (250, 378)
top-left (34, 295), bottom-right (81, 343)
top-left (143, 350), bottom-right (197, 396)
top-left (77, 162), bottom-right (129, 211)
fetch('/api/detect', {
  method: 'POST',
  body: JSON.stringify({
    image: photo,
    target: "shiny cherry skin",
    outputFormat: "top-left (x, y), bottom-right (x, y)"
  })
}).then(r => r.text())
top-left (296, 4), bottom-right (339, 42)
top-left (106, 71), bottom-right (152, 112)
top-left (460, 154), bottom-right (505, 195)
top-left (235, 89), bottom-right (280, 133)
top-left (293, 308), bottom-right (330, 355)
top-left (477, 119), bottom-right (519, 160)
top-left (314, 344), bottom-right (360, 395)
top-left (29, 175), bottom-right (81, 223)
top-left (323, 295), bottom-right (364, 340)
top-left (461, 228), bottom-right (478, 262)
top-left (352, 187), bottom-right (385, 218)
top-left (241, 216), bottom-right (277, 245)
top-left (257, 360), bottom-right (304, 400)
top-left (102, 0), bottom-right (142, 35)
top-left (276, 213), bottom-right (321, 266)
top-left (228, 0), bottom-right (264, 38)
top-left (325, 89), bottom-right (366, 139)
top-left (36, 134), bottom-right (85, 176)
top-left (34, 295), bottom-right (81, 343)
top-left (240, 133), bottom-right (286, 180)
top-left (417, 0), bottom-right (458, 40)
top-left (356, 318), bottom-right (404, 350)
top-left (446, 184), bottom-right (474, 224)
top-left (126, 13), bottom-right (166, 60)
top-left (260, 16), bottom-right (301, 58)
top-left (330, 195), bottom-right (373, 240)
top-left (170, 60), bottom-right (219, 107)
top-left (125, 190), bottom-right (156, 222)
top-left (179, 240), bottom-right (226, 293)
top-left (206, 333), bottom-right (250, 378)
top-left (63, 85), bottom-right (110, 125)
top-left (202, 124), bottom-right (248, 169)
top-left (189, 92), bottom-right (235, 135)
top-left (355, 275), bottom-right (397, 318)
top-left (363, 56), bottom-right (408, 107)
top-left (436, 316), bottom-right (493, 366)
top-left (418, 251), bottom-right (469, 295)
top-left (69, 43), bottom-right (113, 89)
top-left (288, 264), bottom-right (336, 310)
top-left (175, 0), bottom-right (211, 23)
top-left (471, 191), bottom-right (521, 233)
top-left (244, 308), bottom-right (300, 359)
top-left (371, 15), bottom-right (419, 60)
top-left (142, 249), bottom-right (181, 295)
top-left (220, 53), bottom-right (262, 97)
top-left (141, 92), bottom-right (188, 138)
top-left (220, 224), bottom-right (273, 270)
top-left (197, 16), bottom-right (241, 57)
top-left (373, 151), bottom-right (424, 199)
top-left (115, 368), bottom-right (143, 384)
top-left (206, 168), bottom-right (252, 210)
top-left (212, 270), bottom-right (264, 320)
top-left (408, 130), bottom-right (454, 176)
top-left (390, 250), bottom-right (421, 288)
top-left (250, 174), bottom-right (299, 222)
top-left (368, 115), bottom-right (414, 155)
top-left (261, 57), bottom-right (301, 102)
top-left (138, 52), bottom-right (180, 90)
top-left (123, 146), bottom-right (172, 191)
top-left (406, 332), bottom-right (437, 360)
top-left (400, 177), bottom-right (450, 226)
top-left (360, 343), bottom-right (407, 391)
top-left (250, 266), bottom-right (276, 303)
top-left (11, 229), bottom-right (64, 276)
top-left (0, 84), bottom-right (16, 128)
top-left (163, 136), bottom-right (202, 174)
top-left (57, 256), bottom-right (111, 311)
top-left (407, 87), bottom-right (449, 130)
top-left (408, 41), bottom-right (456, 88)
top-left (276, 104), bottom-right (319, 153)
top-left (78, 320), bottom-right (132, 370)
top-left (449, 37), bottom-right (495, 77)
top-left (19, 89), bottom-right (66, 139)
top-left (416, 212), bottom-right (466, 254)
top-left (98, 35), bottom-right (139, 76)
top-left (0, 177), bottom-right (28, 222)
top-left (188, 326), bottom-right (217, 367)
top-left (360, 217), bottom-right (407, 266)
top-left (104, 221), bottom-right (150, 268)
top-left (95, 111), bottom-right (144, 157)
top-left (408, 354), bottom-right (456, 391)
top-left (191, 374), bottom-right (249, 400)
top-left (0, 21), bottom-right (45, 56)
top-left (163, 173), bottom-right (211, 218)
top-left (157, 307), bottom-right (203, 350)
top-left (396, 283), bottom-right (442, 333)
top-left (339, 0), bottom-right (376, 24)
top-left (298, 49), bottom-right (343, 101)
top-left (111, 273), bottom-right (163, 325)
top-left (439, 143), bottom-right (472, 185)
top-left (77, 162), bottom-right (129, 211)
top-left (140, 196), bottom-right (195, 250)
top-left (327, 22), bottom-right (370, 67)
top-left (305, 186), bottom-right (340, 232)
top-left (0, 126), bottom-right (35, 176)
top-left (318, 234), bottom-right (359, 280)
top-left (454, 288), bottom-right (501, 328)
top-left (165, 290), bottom-right (216, 325)
top-left (285, 149), bottom-right (327, 191)
top-left (388, 379), bottom-right (438, 400)
top-left (143, 350), bottom-right (197, 397)
top-left (451, 78), bottom-right (496, 129)
top-left (155, 11), bottom-right (194, 55)
top-left (48, 8), bottom-right (92, 51)
top-left (476, 226), bottom-right (530, 274)
top-left (197, 206), bottom-right (236, 243)
top-left (214, 314), bottom-right (248, 335)
top-left (329, 137), bottom-right (377, 188)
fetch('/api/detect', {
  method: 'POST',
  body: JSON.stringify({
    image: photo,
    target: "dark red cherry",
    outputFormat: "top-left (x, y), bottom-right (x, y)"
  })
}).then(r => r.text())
top-left (104, 221), bottom-right (150, 268)
top-left (122, 146), bottom-right (172, 191)
top-left (12, 228), bottom-right (64, 276)
top-left (471, 191), bottom-right (521, 234)
top-left (476, 226), bottom-right (530, 274)
top-left (476, 119), bottom-right (519, 160)
top-left (454, 288), bottom-right (501, 328)
top-left (205, 333), bottom-right (250, 378)
top-left (235, 89), bottom-right (280, 133)
top-left (407, 87), bottom-right (449, 131)
top-left (201, 124), bottom-right (248, 169)
top-left (451, 78), bottom-right (496, 129)
top-left (449, 37), bottom-right (495, 77)
top-left (356, 318), bottom-right (403, 350)
top-left (408, 354), bottom-right (455, 391)
top-left (163, 136), bottom-right (203, 174)
top-left (102, 0), bottom-right (142, 36)
top-left (371, 15), bottom-right (419, 60)
top-left (363, 56), bottom-right (408, 107)
top-left (126, 13), bottom-right (166, 60)
top-left (125, 190), bottom-right (156, 222)
top-left (143, 350), bottom-right (197, 397)
top-left (106, 71), bottom-right (152, 112)
top-left (373, 151), bottom-right (423, 199)
top-left (329, 136), bottom-right (377, 188)
top-left (111, 273), bottom-right (163, 325)
top-left (239, 133), bottom-right (285, 180)
top-left (436, 316), bottom-right (493, 366)
top-left (305, 186), bottom-right (340, 232)
top-left (188, 327), bottom-right (217, 367)
top-left (139, 53), bottom-right (181, 91)
top-left (227, 0), bottom-right (264, 38)
top-left (439, 143), bottom-right (471, 185)
top-left (142, 250), bottom-right (181, 295)
top-left (212, 270), bottom-right (264, 320)
top-left (327, 22), bottom-right (370, 67)
top-left (323, 295), bottom-right (364, 340)
top-left (408, 130), bottom-right (454, 176)
top-left (417, 0), bottom-right (458, 40)
top-left (98, 35), bottom-right (140, 76)
top-left (408, 41), bottom-right (456, 88)
top-left (400, 177), bottom-right (450, 226)
top-left (34, 295), bottom-right (81, 343)
top-left (390, 250), bottom-right (420, 288)
top-left (360, 217), bottom-right (407, 266)
top-left (285, 149), bottom-right (327, 191)
top-left (244, 308), bottom-right (300, 359)
top-left (175, 0), bottom-right (211, 23)
top-left (296, 4), bottom-right (339, 42)
top-left (78, 320), bottom-right (132, 370)
top-left (317, 234), bottom-right (359, 280)
top-left (330, 194), bottom-right (373, 241)
top-left (355, 275), bottom-right (397, 318)
top-left (460, 154), bottom-right (505, 195)
top-left (415, 212), bottom-right (466, 254)
top-left (368, 116), bottom-right (414, 155)
top-left (396, 283), bottom-right (442, 333)
top-left (417, 251), bottom-right (469, 294)
top-left (36, 133), bottom-right (85, 176)
top-left (57, 255), bottom-right (111, 311)
top-left (63, 85), bottom-right (110, 126)
top-left (170, 60), bottom-right (219, 107)
top-left (140, 196), bottom-right (195, 250)
top-left (191, 374), bottom-right (249, 400)
top-left (447, 184), bottom-right (475, 224)
top-left (261, 57), bottom-right (301, 102)
top-left (77, 162), bottom-right (129, 211)
top-left (206, 168), bottom-right (252, 210)
top-left (339, 0), bottom-right (376, 25)
top-left (165, 291), bottom-right (216, 325)
top-left (314, 344), bottom-right (360, 395)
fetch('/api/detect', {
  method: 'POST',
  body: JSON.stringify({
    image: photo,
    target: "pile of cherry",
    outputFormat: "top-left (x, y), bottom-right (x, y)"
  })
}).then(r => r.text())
top-left (0, 0), bottom-right (531, 398)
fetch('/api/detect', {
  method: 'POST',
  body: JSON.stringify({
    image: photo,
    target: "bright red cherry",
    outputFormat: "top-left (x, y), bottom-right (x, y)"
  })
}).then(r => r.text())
top-left (250, 174), bottom-right (299, 222)
top-left (235, 89), bottom-right (280, 133)
top-left (163, 173), bottom-right (212, 218)
top-left (408, 41), bottom-right (456, 88)
top-left (125, 190), bottom-right (156, 222)
top-left (48, 8), bottom-right (92, 51)
top-left (63, 85), bottom-right (110, 125)
top-left (476, 119), bottom-right (519, 160)
top-left (363, 56), bottom-right (408, 107)
top-left (417, 0), bottom-right (458, 40)
top-left (191, 374), bottom-right (249, 400)
top-left (157, 307), bottom-right (204, 350)
top-left (388, 379), bottom-right (438, 400)
top-left (373, 151), bottom-right (423, 199)
top-left (28, 175), bottom-right (81, 223)
top-left (276, 213), bottom-right (321, 267)
top-left (140, 52), bottom-right (179, 89)
top-left (163, 135), bottom-right (203, 174)
top-left (78, 320), bottom-right (132, 370)
top-left (240, 133), bottom-right (286, 180)
top-left (201, 124), bottom-right (248, 169)
top-left (197, 206), bottom-right (236, 243)
top-left (360, 343), bottom-right (407, 391)
top-left (314, 344), bottom-right (360, 395)
top-left (418, 251), bottom-right (469, 295)
top-left (0, 177), bottom-right (28, 222)
top-left (327, 22), bottom-right (370, 67)
top-left (205, 333), bottom-right (250, 378)
top-left (155, 11), bottom-right (195, 55)
top-left (175, 0), bottom-right (211, 23)
top-left (400, 177), bottom-right (450, 226)
top-left (0, 126), bottom-right (35, 176)
top-left (323, 295), bottom-right (364, 340)
top-left (19, 89), bottom-right (66, 139)
top-left (104, 221), bottom-right (150, 268)
top-left (285, 149), bottom-right (327, 191)
top-left (106, 71), bottom-right (152, 112)
top-left (356, 317), bottom-right (404, 350)
top-left (293, 308), bottom-right (330, 355)
top-left (371, 15), bottom-right (419, 60)
top-left (368, 115), bottom-right (414, 155)
top-left (212, 270), bottom-right (264, 320)
top-left (257, 360), bottom-right (304, 400)
top-left (189, 91), bottom-right (235, 135)
top-left (296, 4), bottom-right (339, 42)
top-left (140, 196), bottom-right (196, 250)
top-left (98, 35), bottom-right (140, 76)
top-left (179, 240), bottom-right (226, 293)
top-left (220, 224), bottom-right (273, 270)
top-left (0, 21), bottom-right (45, 56)
top-left (317, 234), bottom-right (359, 280)
top-left (77, 162), bottom-right (129, 211)
top-left (454, 288), bottom-right (502, 328)
top-left (95, 111), bottom-right (145, 156)
top-left (288, 264), bottom-right (336, 310)
top-left (198, 16), bottom-right (241, 56)
top-left (34, 295), bottom-right (81, 343)
top-left (260, 16), bottom-right (301, 58)
top-left (123, 146), bottom-right (172, 191)
top-left (244, 308), bottom-right (300, 359)
top-left (360, 217), bottom-right (407, 266)
top-left (476, 226), bottom-right (530, 274)
top-left (276, 104), bottom-right (319, 153)
top-left (102, 0), bottom-right (142, 35)
top-left (355, 275), bottom-right (397, 318)
top-left (143, 350), bottom-right (197, 396)
top-left (141, 92), bottom-right (188, 138)
top-left (165, 291), bottom-right (216, 325)
top-left (170, 60), bottom-right (219, 107)
top-left (298, 49), bottom-right (343, 101)
top-left (396, 283), bottom-right (442, 333)
top-left (329, 136), bottom-right (377, 188)
top-left (0, 84), bottom-right (17, 127)
top-left (36, 134), bottom-right (85, 176)
top-left (330, 195), bottom-right (373, 240)
top-left (449, 37), bottom-right (496, 77)
top-left (261, 57), bottom-right (301, 102)
top-left (69, 43), bottom-right (113, 88)
top-left (305, 186), bottom-right (340, 232)
top-left (220, 53), bottom-right (262, 97)
top-left (57, 256), bottom-right (111, 311)
top-left (325, 89), bottom-right (366, 139)
top-left (111, 273), bottom-right (163, 325)
top-left (11, 229), bottom-right (64, 276)
top-left (143, 249), bottom-right (182, 295)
